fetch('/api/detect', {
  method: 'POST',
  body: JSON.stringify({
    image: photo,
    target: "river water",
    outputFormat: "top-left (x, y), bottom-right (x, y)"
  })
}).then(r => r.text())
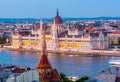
top-left (0, 50), bottom-right (115, 78)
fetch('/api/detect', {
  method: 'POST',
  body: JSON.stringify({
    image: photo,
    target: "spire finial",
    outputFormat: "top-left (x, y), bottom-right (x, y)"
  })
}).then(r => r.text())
top-left (40, 19), bottom-right (46, 55)
top-left (42, 29), bottom-right (46, 55)
top-left (57, 8), bottom-right (59, 16)
top-left (40, 19), bottom-right (43, 34)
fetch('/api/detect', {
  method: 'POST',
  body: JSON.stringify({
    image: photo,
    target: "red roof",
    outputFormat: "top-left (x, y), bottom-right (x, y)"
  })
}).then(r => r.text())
top-left (51, 69), bottom-right (61, 80)
top-left (85, 27), bottom-right (91, 31)
top-left (36, 54), bottom-right (52, 70)
top-left (12, 67), bottom-right (26, 74)
top-left (113, 31), bottom-right (120, 34)
top-left (52, 10), bottom-right (63, 24)
top-left (40, 72), bottom-right (50, 81)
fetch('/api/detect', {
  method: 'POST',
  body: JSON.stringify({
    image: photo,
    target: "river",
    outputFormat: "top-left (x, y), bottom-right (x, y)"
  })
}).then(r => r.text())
top-left (0, 50), bottom-right (115, 78)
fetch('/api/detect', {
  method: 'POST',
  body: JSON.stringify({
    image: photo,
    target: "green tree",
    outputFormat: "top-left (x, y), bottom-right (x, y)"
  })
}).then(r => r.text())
top-left (0, 37), bottom-right (4, 44)
top-left (60, 72), bottom-right (73, 82)
top-left (118, 37), bottom-right (120, 45)
top-left (76, 76), bottom-right (89, 82)
top-left (60, 72), bottom-right (89, 82)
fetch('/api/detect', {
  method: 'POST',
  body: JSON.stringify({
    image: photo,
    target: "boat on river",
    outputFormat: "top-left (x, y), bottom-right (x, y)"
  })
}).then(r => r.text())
top-left (109, 60), bottom-right (120, 66)
top-left (68, 55), bottom-right (74, 57)
top-left (68, 75), bottom-right (79, 81)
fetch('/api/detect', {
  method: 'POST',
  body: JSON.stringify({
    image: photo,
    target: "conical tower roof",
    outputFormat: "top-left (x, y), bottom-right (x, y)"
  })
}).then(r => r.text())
top-left (36, 23), bottom-right (52, 71)
top-left (36, 54), bottom-right (52, 70)
top-left (51, 69), bottom-right (61, 80)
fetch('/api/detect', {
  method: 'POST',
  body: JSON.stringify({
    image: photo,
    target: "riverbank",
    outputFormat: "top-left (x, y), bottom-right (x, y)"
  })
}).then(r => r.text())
top-left (2, 46), bottom-right (120, 57)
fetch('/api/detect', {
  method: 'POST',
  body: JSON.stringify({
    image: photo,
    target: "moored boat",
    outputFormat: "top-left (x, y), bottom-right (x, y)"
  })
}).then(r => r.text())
top-left (68, 75), bottom-right (79, 81)
top-left (109, 60), bottom-right (120, 65)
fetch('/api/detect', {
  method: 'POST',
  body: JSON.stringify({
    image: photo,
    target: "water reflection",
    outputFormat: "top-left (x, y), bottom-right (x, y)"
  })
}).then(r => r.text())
top-left (0, 50), bottom-right (112, 77)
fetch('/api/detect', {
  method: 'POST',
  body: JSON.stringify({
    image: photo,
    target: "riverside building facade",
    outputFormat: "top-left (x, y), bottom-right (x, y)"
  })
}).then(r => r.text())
top-left (11, 10), bottom-right (109, 51)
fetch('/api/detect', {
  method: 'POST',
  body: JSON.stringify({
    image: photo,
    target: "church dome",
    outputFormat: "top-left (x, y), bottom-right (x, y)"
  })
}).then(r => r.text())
top-left (53, 10), bottom-right (63, 24)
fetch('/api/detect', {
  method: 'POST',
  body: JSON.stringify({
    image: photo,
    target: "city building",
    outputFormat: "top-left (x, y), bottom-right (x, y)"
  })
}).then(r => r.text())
top-left (91, 31), bottom-right (108, 50)
top-left (11, 10), bottom-right (109, 51)
top-left (0, 64), bottom-right (39, 82)
top-left (108, 30), bottom-right (120, 46)
top-left (6, 70), bottom-right (39, 82)
top-left (96, 67), bottom-right (120, 82)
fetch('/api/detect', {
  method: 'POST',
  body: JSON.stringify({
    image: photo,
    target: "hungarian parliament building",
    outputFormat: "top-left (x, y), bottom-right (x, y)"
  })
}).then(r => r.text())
top-left (11, 10), bottom-right (109, 51)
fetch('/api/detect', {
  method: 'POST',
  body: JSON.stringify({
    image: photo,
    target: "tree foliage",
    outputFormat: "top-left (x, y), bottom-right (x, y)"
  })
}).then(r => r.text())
top-left (60, 72), bottom-right (89, 82)
top-left (0, 37), bottom-right (4, 44)
top-left (76, 76), bottom-right (89, 82)
top-left (60, 72), bottom-right (73, 82)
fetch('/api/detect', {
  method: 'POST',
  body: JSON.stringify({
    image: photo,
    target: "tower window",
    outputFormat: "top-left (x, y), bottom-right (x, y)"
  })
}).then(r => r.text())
top-left (47, 72), bottom-right (51, 77)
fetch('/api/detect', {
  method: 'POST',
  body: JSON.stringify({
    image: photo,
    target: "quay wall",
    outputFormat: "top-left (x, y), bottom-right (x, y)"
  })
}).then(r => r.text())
top-left (2, 46), bottom-right (120, 57)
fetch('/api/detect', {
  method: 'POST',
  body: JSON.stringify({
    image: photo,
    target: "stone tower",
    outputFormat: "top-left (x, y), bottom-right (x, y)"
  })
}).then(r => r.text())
top-left (51, 9), bottom-right (64, 50)
top-left (36, 27), bottom-right (61, 82)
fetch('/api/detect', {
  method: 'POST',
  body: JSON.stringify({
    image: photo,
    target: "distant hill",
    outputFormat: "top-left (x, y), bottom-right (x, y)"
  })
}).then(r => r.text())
top-left (63, 17), bottom-right (120, 21)
top-left (0, 17), bottom-right (120, 23)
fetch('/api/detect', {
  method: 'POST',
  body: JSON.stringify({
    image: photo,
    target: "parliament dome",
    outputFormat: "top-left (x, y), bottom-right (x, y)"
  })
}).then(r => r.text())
top-left (53, 9), bottom-right (63, 24)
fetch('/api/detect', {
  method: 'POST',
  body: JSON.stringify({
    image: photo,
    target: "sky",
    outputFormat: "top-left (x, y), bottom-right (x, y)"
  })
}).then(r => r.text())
top-left (0, 0), bottom-right (119, 18)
